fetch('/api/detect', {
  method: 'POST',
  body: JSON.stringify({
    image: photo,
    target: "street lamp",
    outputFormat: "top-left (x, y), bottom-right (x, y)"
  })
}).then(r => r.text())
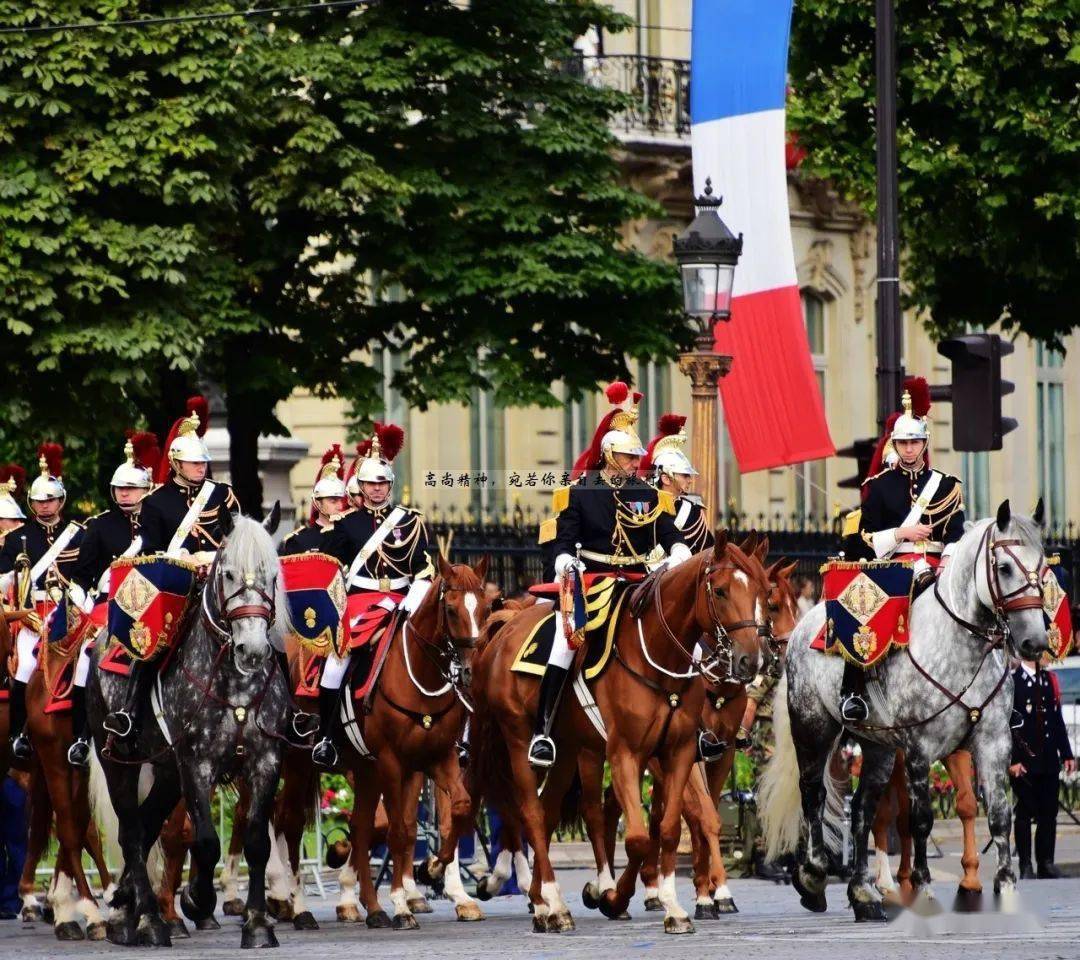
top-left (673, 177), bottom-right (743, 531)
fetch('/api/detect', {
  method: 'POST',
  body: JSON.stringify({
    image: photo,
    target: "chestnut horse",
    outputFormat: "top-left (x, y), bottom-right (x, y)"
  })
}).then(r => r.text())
top-left (471, 533), bottom-right (766, 934)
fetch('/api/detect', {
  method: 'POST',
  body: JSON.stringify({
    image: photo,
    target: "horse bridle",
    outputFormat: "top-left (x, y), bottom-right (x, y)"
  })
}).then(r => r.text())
top-left (397, 577), bottom-right (478, 704)
top-left (202, 553), bottom-right (277, 644)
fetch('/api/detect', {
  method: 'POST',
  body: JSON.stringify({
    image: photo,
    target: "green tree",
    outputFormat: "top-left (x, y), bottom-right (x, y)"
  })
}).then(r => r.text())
top-left (1, 1), bottom-right (682, 511)
top-left (789, 0), bottom-right (1079, 344)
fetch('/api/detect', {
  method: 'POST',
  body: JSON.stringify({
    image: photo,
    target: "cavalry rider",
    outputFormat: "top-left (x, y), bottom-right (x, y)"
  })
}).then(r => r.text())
top-left (839, 379), bottom-right (964, 722)
top-left (64, 434), bottom-right (159, 767)
top-left (0, 445), bottom-right (84, 761)
top-left (279, 445), bottom-right (347, 557)
top-left (104, 398), bottom-right (239, 741)
top-left (640, 413), bottom-right (713, 554)
top-left (313, 423), bottom-right (434, 767)
top-left (0, 467), bottom-right (26, 547)
top-left (531, 383), bottom-right (691, 769)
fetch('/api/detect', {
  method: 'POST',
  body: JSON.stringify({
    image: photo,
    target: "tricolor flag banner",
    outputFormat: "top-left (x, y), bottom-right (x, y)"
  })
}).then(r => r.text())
top-left (691, 0), bottom-right (834, 472)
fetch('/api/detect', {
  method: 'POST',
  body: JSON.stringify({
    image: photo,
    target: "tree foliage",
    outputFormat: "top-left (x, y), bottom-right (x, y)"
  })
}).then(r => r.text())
top-left (0, 1), bottom-right (682, 508)
top-left (789, 0), bottom-right (1079, 344)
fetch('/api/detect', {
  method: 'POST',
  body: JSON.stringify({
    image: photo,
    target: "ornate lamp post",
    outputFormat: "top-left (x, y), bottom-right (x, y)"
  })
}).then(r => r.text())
top-left (673, 178), bottom-right (743, 531)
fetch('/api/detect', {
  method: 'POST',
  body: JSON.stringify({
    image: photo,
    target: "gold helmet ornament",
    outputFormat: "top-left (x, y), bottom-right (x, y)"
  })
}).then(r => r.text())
top-left (313, 445), bottom-right (347, 500)
top-left (28, 443), bottom-right (66, 504)
top-left (160, 396), bottom-right (211, 481)
top-left (346, 423), bottom-right (405, 496)
top-left (641, 414), bottom-right (697, 479)
top-left (110, 434), bottom-right (158, 492)
top-left (570, 382), bottom-right (647, 481)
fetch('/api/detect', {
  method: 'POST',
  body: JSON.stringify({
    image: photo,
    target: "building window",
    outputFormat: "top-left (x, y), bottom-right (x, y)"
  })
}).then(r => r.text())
top-left (635, 360), bottom-right (671, 441)
top-left (794, 292), bottom-right (828, 518)
top-left (1036, 344), bottom-right (1066, 526)
top-left (563, 390), bottom-right (597, 472)
top-left (470, 386), bottom-right (506, 516)
top-left (371, 346), bottom-right (411, 492)
top-left (960, 451), bottom-right (989, 519)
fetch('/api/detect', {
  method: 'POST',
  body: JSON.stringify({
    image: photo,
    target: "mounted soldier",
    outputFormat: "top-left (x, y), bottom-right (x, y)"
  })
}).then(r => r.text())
top-left (530, 382), bottom-right (691, 769)
top-left (63, 434), bottom-right (160, 767)
top-left (312, 422), bottom-right (434, 767)
top-left (0, 444), bottom-right (83, 760)
top-left (104, 397), bottom-right (239, 741)
top-left (640, 413), bottom-right (713, 554)
top-left (0, 466), bottom-right (26, 547)
top-left (279, 444), bottom-right (347, 557)
top-left (837, 377), bottom-right (964, 722)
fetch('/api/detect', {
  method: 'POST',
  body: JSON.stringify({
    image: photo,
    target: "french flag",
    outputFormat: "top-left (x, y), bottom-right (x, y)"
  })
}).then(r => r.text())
top-left (691, 0), bottom-right (834, 472)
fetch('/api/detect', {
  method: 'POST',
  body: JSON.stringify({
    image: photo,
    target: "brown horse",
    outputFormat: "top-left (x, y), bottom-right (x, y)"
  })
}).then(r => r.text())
top-left (471, 533), bottom-right (766, 934)
top-left (271, 556), bottom-right (489, 929)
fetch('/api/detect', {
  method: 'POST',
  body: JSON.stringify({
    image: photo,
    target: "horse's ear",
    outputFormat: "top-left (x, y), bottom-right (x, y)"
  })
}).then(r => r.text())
top-left (996, 499), bottom-right (1011, 532)
top-left (219, 506), bottom-right (235, 539)
top-left (437, 552), bottom-right (454, 581)
top-left (780, 560), bottom-right (798, 580)
top-left (1032, 497), bottom-right (1045, 527)
top-left (473, 554), bottom-right (490, 582)
top-left (754, 536), bottom-right (769, 563)
top-left (712, 529), bottom-right (728, 557)
top-left (739, 530), bottom-right (758, 555)
top-left (765, 558), bottom-right (781, 579)
top-left (263, 500), bottom-right (281, 536)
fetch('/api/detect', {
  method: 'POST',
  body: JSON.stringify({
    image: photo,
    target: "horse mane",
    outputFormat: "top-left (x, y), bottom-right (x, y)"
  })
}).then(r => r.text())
top-left (219, 515), bottom-right (278, 576)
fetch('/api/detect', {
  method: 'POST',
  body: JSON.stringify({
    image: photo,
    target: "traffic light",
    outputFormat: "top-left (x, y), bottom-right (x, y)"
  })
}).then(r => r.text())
top-left (937, 334), bottom-right (1017, 451)
top-left (837, 437), bottom-right (878, 490)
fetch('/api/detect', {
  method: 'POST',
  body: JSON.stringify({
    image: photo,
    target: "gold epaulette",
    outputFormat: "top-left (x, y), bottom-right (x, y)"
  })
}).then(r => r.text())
top-left (327, 507), bottom-right (357, 524)
top-left (282, 526), bottom-right (304, 542)
top-left (861, 467), bottom-right (891, 486)
top-left (552, 486), bottom-right (570, 516)
top-left (90, 509), bottom-right (110, 520)
top-left (538, 517), bottom-right (557, 545)
top-left (657, 490), bottom-right (676, 515)
top-left (842, 508), bottom-right (861, 538)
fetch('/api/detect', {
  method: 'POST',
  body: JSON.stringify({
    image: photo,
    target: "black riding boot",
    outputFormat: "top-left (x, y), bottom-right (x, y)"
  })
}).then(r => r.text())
top-left (67, 685), bottom-right (91, 768)
top-left (274, 649), bottom-right (317, 744)
top-left (838, 661), bottom-right (869, 723)
top-left (8, 679), bottom-right (32, 760)
top-left (528, 665), bottom-right (568, 769)
top-left (311, 686), bottom-right (341, 768)
top-left (1015, 813), bottom-right (1034, 879)
top-left (696, 728), bottom-right (727, 763)
top-left (103, 658), bottom-right (153, 739)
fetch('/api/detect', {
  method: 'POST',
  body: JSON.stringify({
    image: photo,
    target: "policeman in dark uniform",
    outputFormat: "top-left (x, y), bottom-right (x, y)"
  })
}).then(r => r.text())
top-left (531, 384), bottom-right (690, 768)
top-left (1010, 660), bottom-right (1075, 878)
top-left (839, 386), bottom-right (964, 721)
top-left (65, 435), bottom-right (158, 767)
top-left (104, 400), bottom-right (239, 740)
top-left (313, 423), bottom-right (434, 766)
top-left (0, 446), bottom-right (83, 760)
top-left (278, 446), bottom-right (347, 558)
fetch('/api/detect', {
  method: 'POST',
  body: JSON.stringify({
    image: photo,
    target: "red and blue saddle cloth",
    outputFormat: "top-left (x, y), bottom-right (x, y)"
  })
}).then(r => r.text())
top-left (812, 559), bottom-right (915, 668)
top-left (1043, 555), bottom-right (1072, 661)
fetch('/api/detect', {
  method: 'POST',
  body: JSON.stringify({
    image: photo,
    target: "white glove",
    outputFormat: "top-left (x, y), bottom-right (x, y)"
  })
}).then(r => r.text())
top-left (401, 579), bottom-right (432, 613)
top-left (68, 583), bottom-right (95, 615)
top-left (666, 543), bottom-right (692, 569)
top-left (913, 557), bottom-right (932, 579)
top-left (554, 553), bottom-right (584, 578)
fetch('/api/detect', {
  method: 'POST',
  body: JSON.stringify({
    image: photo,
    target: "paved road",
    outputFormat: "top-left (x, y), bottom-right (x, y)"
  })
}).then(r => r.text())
top-left (3, 867), bottom-right (1078, 960)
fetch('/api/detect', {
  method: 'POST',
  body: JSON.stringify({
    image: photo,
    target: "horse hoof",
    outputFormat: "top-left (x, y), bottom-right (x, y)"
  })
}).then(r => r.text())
top-left (407, 897), bottom-right (433, 915)
top-left (392, 912), bottom-right (419, 931)
top-left (643, 896), bottom-right (663, 912)
top-left (136, 914), bottom-right (173, 948)
top-left (581, 882), bottom-right (600, 910)
top-left (664, 915), bottom-right (695, 935)
top-left (293, 910), bottom-right (319, 930)
top-left (87, 921), bottom-right (108, 941)
top-left (54, 920), bottom-right (85, 941)
top-left (180, 885), bottom-right (204, 924)
top-left (168, 917), bottom-right (191, 939)
top-left (531, 912), bottom-right (549, 933)
top-left (223, 898), bottom-right (246, 917)
top-left (792, 869), bottom-right (827, 913)
top-left (714, 897), bottom-right (738, 915)
top-left (366, 909), bottom-right (392, 929)
top-left (598, 890), bottom-right (626, 920)
top-left (475, 877), bottom-right (494, 901)
top-left (694, 902), bottom-right (719, 920)
top-left (20, 904), bottom-right (43, 923)
top-left (107, 916), bottom-right (136, 946)
top-left (336, 904), bottom-right (362, 923)
top-left (953, 887), bottom-right (983, 913)
top-left (548, 910), bottom-right (575, 933)
top-left (606, 910), bottom-right (631, 921)
top-left (196, 915), bottom-right (221, 931)
top-left (852, 900), bottom-right (887, 923)
top-left (268, 899), bottom-right (294, 922)
top-left (241, 918), bottom-right (279, 949)
top-left (455, 902), bottom-right (484, 922)
top-left (415, 855), bottom-right (444, 886)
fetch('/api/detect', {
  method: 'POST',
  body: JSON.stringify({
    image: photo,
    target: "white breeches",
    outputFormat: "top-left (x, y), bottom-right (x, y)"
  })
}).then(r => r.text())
top-left (73, 635), bottom-right (95, 688)
top-left (14, 627), bottom-right (39, 683)
top-left (545, 628), bottom-right (575, 670)
top-left (321, 651), bottom-right (350, 689)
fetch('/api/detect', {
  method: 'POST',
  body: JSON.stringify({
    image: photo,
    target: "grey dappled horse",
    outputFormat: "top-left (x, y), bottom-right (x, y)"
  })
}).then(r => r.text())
top-left (761, 501), bottom-right (1048, 920)
top-left (89, 507), bottom-right (290, 948)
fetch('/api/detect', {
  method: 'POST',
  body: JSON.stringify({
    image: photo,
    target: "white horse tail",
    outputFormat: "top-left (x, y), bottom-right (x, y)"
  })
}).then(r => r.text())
top-left (759, 675), bottom-right (803, 862)
top-left (89, 746), bottom-right (123, 871)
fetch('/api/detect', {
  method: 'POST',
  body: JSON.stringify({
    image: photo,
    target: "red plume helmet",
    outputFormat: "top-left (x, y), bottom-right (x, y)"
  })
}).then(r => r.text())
top-left (186, 395), bottom-right (210, 436)
top-left (860, 375), bottom-right (932, 500)
top-left (375, 423), bottom-right (405, 463)
top-left (130, 431), bottom-right (163, 475)
top-left (0, 463), bottom-right (27, 495)
top-left (157, 394), bottom-right (210, 483)
top-left (905, 376), bottom-right (931, 418)
top-left (640, 414), bottom-right (687, 476)
top-left (570, 382), bottom-right (644, 481)
top-left (39, 442), bottom-right (64, 478)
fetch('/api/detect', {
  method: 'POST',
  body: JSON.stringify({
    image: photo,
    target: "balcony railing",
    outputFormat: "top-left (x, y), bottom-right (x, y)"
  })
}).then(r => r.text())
top-left (564, 53), bottom-right (691, 140)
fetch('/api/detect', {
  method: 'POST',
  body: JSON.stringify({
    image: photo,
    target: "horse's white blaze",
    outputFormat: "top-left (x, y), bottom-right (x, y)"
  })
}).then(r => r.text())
top-left (597, 865), bottom-right (615, 894)
top-left (338, 864), bottom-right (359, 907)
top-left (443, 849), bottom-right (472, 907)
top-left (463, 592), bottom-right (479, 638)
top-left (540, 880), bottom-right (568, 915)
top-left (389, 887), bottom-right (410, 917)
top-left (734, 571), bottom-right (749, 589)
top-left (874, 849), bottom-right (896, 891)
top-left (51, 872), bottom-right (77, 924)
top-left (658, 872), bottom-right (688, 920)
top-left (714, 883), bottom-right (732, 901)
top-left (513, 850), bottom-right (532, 892)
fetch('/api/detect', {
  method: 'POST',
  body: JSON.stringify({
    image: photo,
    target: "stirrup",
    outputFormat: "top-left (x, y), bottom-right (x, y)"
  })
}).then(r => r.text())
top-left (527, 734), bottom-right (556, 769)
top-left (312, 738), bottom-right (338, 768)
top-left (10, 732), bottom-right (32, 761)
top-left (697, 730), bottom-right (727, 763)
top-left (67, 738), bottom-right (91, 768)
top-left (103, 709), bottom-right (135, 738)
top-left (839, 694), bottom-right (869, 723)
top-left (290, 710), bottom-right (319, 740)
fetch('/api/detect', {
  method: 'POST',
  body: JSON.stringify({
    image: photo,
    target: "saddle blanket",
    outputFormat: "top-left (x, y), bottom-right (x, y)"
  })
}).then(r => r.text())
top-left (811, 560), bottom-right (914, 668)
top-left (346, 591), bottom-right (403, 650)
top-left (1044, 556), bottom-right (1073, 661)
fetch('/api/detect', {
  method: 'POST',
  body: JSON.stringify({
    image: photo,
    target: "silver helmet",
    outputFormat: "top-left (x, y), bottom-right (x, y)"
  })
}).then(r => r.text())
top-left (110, 439), bottom-right (153, 491)
top-left (348, 423), bottom-right (403, 495)
top-left (890, 390), bottom-right (930, 443)
top-left (28, 446), bottom-right (65, 503)
top-left (0, 477), bottom-right (25, 520)
top-left (313, 455), bottom-right (347, 500)
top-left (168, 411), bottom-right (211, 467)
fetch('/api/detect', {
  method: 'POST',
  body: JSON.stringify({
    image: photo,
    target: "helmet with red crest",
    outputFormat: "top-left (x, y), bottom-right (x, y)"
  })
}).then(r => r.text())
top-left (29, 443), bottom-right (66, 503)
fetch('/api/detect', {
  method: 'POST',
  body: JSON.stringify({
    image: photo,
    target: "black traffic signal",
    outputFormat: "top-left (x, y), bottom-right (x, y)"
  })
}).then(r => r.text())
top-left (837, 437), bottom-right (878, 490)
top-left (937, 333), bottom-right (1017, 451)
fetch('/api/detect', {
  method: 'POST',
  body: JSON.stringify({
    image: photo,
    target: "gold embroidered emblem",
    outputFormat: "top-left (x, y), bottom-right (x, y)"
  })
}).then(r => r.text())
top-left (130, 621), bottom-right (152, 656)
top-left (853, 625), bottom-right (877, 661)
top-left (379, 575), bottom-right (391, 592)
top-left (304, 607), bottom-right (317, 629)
top-left (838, 573), bottom-right (889, 624)
top-left (115, 569), bottom-right (159, 620)
top-left (1043, 573), bottom-right (1064, 617)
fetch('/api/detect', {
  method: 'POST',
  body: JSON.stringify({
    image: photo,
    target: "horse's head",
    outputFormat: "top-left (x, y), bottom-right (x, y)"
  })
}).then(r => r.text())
top-left (764, 557), bottom-right (800, 660)
top-left (970, 499), bottom-right (1048, 660)
top-left (433, 554), bottom-right (490, 649)
top-left (210, 504), bottom-right (282, 676)
top-left (697, 531), bottom-right (767, 683)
